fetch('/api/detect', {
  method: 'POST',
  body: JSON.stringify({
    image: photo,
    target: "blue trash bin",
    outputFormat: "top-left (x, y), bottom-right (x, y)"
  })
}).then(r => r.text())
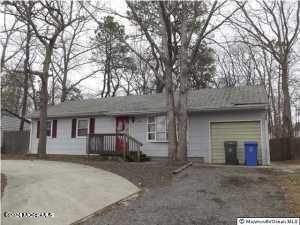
top-left (244, 141), bottom-right (258, 166)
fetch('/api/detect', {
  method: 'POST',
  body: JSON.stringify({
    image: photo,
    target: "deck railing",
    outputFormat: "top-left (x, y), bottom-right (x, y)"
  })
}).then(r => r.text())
top-left (86, 133), bottom-right (143, 161)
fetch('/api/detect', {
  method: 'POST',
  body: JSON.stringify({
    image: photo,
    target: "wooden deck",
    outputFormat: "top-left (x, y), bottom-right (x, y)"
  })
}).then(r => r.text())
top-left (86, 133), bottom-right (143, 162)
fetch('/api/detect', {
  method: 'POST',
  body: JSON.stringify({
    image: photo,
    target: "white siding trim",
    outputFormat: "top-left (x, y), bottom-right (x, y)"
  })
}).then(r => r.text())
top-left (264, 118), bottom-right (271, 165)
top-left (146, 115), bottom-right (168, 143)
top-left (260, 119), bottom-right (266, 164)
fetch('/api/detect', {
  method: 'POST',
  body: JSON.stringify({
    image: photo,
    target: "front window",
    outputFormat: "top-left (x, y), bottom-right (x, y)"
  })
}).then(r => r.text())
top-left (46, 121), bottom-right (52, 137)
top-left (77, 119), bottom-right (88, 136)
top-left (147, 116), bottom-right (167, 141)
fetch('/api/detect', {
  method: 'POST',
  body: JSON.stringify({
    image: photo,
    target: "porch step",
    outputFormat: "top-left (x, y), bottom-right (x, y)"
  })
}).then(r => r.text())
top-left (141, 153), bottom-right (151, 162)
top-left (126, 151), bottom-right (151, 162)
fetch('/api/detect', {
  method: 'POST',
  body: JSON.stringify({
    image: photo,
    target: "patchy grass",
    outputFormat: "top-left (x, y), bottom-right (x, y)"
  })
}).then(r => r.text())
top-left (220, 174), bottom-right (269, 188)
top-left (279, 170), bottom-right (300, 216)
top-left (1, 173), bottom-right (7, 197)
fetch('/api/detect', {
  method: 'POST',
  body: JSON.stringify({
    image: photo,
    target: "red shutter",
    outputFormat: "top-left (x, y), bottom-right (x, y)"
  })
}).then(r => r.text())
top-left (89, 118), bottom-right (95, 134)
top-left (71, 119), bottom-right (77, 138)
top-left (37, 120), bottom-right (40, 138)
top-left (52, 120), bottom-right (57, 138)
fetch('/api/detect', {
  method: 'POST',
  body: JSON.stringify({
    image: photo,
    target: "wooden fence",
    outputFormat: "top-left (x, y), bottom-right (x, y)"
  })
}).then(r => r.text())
top-left (1, 131), bottom-right (30, 154)
top-left (270, 137), bottom-right (300, 161)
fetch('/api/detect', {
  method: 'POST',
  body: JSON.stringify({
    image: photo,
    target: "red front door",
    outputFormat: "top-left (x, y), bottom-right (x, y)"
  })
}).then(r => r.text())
top-left (116, 117), bottom-right (129, 153)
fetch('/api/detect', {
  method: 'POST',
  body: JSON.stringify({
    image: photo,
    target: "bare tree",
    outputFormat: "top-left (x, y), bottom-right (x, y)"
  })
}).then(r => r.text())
top-left (0, 6), bottom-right (20, 73)
top-left (19, 21), bottom-right (31, 130)
top-left (1, 4), bottom-right (36, 130)
top-left (215, 38), bottom-right (282, 137)
top-left (128, 1), bottom-right (241, 161)
top-left (158, 1), bottom-right (178, 160)
top-left (5, 0), bottom-right (82, 157)
top-left (231, 0), bottom-right (300, 137)
top-left (50, 5), bottom-right (94, 102)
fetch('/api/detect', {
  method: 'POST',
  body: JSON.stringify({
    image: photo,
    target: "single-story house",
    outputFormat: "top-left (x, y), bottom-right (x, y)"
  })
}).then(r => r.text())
top-left (29, 86), bottom-right (270, 165)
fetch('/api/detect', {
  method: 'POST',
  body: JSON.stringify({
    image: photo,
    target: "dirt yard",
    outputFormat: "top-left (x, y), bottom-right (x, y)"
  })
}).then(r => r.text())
top-left (279, 172), bottom-right (300, 215)
top-left (76, 163), bottom-right (295, 225)
top-left (273, 160), bottom-right (300, 215)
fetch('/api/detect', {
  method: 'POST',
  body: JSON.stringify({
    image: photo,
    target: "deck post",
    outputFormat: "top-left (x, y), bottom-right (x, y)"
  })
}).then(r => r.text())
top-left (86, 134), bottom-right (90, 154)
top-left (123, 134), bottom-right (127, 161)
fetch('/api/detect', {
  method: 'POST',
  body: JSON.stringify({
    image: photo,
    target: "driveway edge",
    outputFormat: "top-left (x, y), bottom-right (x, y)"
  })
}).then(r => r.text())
top-left (70, 189), bottom-right (141, 225)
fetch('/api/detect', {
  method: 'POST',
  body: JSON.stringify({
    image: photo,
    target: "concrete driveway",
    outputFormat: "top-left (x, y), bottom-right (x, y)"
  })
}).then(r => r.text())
top-left (1, 160), bottom-right (140, 225)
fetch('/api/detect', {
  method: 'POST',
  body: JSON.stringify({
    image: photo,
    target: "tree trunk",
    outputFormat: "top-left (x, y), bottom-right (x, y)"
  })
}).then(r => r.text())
top-left (60, 67), bottom-right (68, 102)
top-left (177, 87), bottom-right (188, 161)
top-left (281, 59), bottom-right (293, 137)
top-left (51, 77), bottom-right (55, 105)
top-left (37, 48), bottom-right (51, 158)
top-left (155, 79), bottom-right (164, 93)
top-left (177, 9), bottom-right (188, 161)
top-left (30, 75), bottom-right (38, 110)
top-left (276, 66), bottom-right (282, 137)
top-left (166, 70), bottom-right (177, 161)
top-left (159, 2), bottom-right (177, 161)
top-left (106, 44), bottom-right (112, 97)
top-left (19, 23), bottom-right (30, 131)
top-left (61, 86), bottom-right (67, 102)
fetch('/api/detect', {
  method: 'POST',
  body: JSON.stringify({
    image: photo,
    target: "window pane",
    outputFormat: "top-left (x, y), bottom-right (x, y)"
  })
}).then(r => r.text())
top-left (47, 121), bottom-right (51, 136)
top-left (148, 116), bottom-right (155, 123)
top-left (148, 133), bottom-right (155, 140)
top-left (78, 120), bottom-right (88, 129)
top-left (78, 128), bottom-right (87, 136)
top-left (156, 116), bottom-right (166, 132)
top-left (156, 132), bottom-right (166, 141)
top-left (148, 124), bottom-right (155, 132)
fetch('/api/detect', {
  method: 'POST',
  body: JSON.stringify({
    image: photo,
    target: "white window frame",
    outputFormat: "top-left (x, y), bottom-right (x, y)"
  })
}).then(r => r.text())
top-left (76, 118), bottom-right (89, 138)
top-left (147, 115), bottom-right (168, 142)
top-left (46, 120), bottom-right (52, 137)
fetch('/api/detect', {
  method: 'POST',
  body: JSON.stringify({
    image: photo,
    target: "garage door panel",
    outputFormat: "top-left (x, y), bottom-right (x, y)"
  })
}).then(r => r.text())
top-left (211, 121), bottom-right (262, 164)
top-left (211, 124), bottom-right (260, 129)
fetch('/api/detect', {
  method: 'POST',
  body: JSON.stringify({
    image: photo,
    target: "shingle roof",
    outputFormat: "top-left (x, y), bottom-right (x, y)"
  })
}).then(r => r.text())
top-left (30, 86), bottom-right (268, 119)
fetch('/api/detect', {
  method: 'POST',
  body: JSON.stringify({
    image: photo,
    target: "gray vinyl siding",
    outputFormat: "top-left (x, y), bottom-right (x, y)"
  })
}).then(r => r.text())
top-left (188, 109), bottom-right (269, 165)
top-left (29, 117), bottom-right (115, 155)
top-left (130, 116), bottom-right (168, 157)
top-left (29, 109), bottom-right (270, 165)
